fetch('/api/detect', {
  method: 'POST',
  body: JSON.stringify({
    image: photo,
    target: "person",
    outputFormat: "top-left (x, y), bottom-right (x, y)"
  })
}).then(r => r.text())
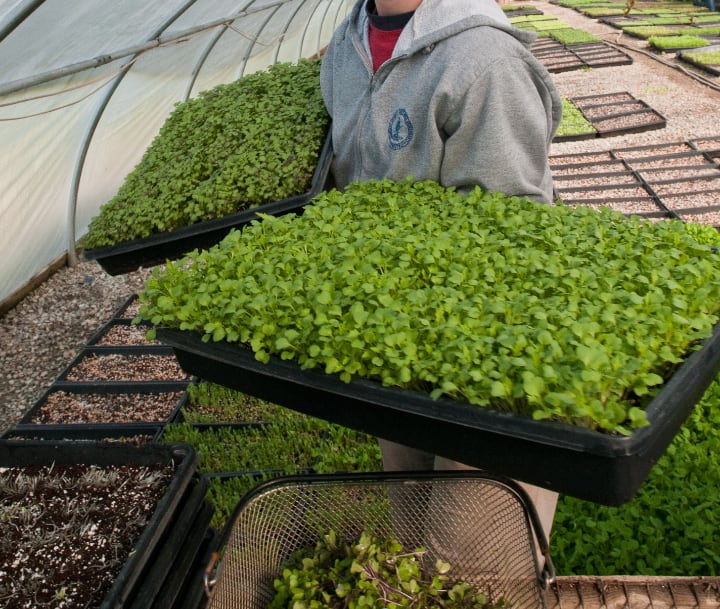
top-left (319, 0), bottom-right (562, 545)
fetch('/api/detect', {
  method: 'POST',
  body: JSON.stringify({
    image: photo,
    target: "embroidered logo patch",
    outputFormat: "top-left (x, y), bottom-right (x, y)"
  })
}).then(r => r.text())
top-left (388, 109), bottom-right (413, 150)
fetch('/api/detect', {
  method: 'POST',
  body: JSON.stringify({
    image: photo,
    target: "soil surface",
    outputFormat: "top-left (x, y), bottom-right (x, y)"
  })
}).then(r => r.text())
top-left (0, 462), bottom-right (174, 609)
top-left (24, 390), bottom-right (184, 425)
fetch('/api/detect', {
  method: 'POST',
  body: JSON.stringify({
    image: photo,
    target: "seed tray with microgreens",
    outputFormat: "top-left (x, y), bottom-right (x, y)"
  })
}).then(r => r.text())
top-left (80, 59), bottom-right (332, 275)
top-left (140, 178), bottom-right (720, 505)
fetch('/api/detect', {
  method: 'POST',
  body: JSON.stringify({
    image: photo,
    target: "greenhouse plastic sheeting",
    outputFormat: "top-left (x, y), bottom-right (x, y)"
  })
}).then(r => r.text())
top-left (0, 0), bottom-right (353, 309)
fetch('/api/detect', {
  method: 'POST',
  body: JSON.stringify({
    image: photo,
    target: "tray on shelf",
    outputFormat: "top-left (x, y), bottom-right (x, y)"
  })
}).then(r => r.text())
top-left (83, 132), bottom-right (333, 276)
top-left (156, 323), bottom-right (720, 506)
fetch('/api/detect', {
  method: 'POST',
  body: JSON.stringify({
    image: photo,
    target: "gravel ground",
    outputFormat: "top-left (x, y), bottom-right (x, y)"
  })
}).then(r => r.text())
top-left (0, 264), bottom-right (151, 434)
top-left (2, 0), bottom-right (720, 436)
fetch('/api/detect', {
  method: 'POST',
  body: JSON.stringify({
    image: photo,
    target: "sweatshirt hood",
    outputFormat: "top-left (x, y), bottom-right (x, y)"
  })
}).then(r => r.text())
top-left (347, 0), bottom-right (537, 54)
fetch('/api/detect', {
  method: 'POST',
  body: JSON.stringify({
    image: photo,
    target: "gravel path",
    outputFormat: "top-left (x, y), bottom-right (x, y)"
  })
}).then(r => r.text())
top-left (538, 0), bottom-right (720, 153)
top-left (0, 263), bottom-right (150, 434)
top-left (2, 0), bottom-right (720, 436)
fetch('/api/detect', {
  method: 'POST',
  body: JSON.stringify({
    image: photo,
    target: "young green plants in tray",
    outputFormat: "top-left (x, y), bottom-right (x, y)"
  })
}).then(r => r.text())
top-left (183, 381), bottom-right (284, 423)
top-left (138, 178), bottom-right (720, 436)
top-left (547, 27), bottom-right (601, 45)
top-left (648, 34), bottom-right (709, 50)
top-left (557, 98), bottom-right (596, 137)
top-left (552, 374), bottom-right (720, 576)
top-left (80, 58), bottom-right (329, 249)
top-left (549, 225), bottom-right (720, 575)
top-left (163, 401), bottom-right (380, 475)
top-left (682, 47), bottom-right (720, 67)
top-left (164, 397), bottom-right (381, 530)
top-left (203, 429), bottom-right (381, 530)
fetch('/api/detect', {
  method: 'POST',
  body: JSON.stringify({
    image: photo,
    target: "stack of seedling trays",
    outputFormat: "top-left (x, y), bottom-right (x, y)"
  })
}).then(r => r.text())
top-left (0, 439), bottom-right (212, 609)
top-left (3, 295), bottom-right (193, 443)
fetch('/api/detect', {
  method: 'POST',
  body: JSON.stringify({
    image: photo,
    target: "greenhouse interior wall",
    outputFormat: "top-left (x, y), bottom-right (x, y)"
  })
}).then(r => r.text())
top-left (0, 0), bottom-right (354, 313)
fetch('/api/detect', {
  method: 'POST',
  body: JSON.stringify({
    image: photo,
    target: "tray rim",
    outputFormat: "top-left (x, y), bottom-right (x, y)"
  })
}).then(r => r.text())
top-left (156, 323), bottom-right (720, 455)
top-left (153, 320), bottom-right (720, 505)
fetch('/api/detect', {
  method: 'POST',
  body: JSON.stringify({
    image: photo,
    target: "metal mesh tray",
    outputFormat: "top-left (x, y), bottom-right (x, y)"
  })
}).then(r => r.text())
top-left (205, 471), bottom-right (553, 609)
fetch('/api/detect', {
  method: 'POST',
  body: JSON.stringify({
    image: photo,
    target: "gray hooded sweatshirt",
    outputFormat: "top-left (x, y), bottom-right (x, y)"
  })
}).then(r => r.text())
top-left (320, 0), bottom-right (562, 203)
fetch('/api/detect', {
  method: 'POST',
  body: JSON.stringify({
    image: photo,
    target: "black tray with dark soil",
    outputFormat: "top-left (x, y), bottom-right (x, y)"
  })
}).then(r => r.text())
top-left (54, 346), bottom-right (193, 390)
top-left (17, 383), bottom-right (187, 427)
top-left (0, 440), bottom-right (198, 609)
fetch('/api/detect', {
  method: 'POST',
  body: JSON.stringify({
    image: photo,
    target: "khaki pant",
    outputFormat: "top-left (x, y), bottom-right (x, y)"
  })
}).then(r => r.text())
top-left (378, 438), bottom-right (558, 568)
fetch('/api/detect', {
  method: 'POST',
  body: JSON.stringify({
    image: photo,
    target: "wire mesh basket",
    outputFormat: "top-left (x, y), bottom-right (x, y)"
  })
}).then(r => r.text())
top-left (205, 471), bottom-right (554, 609)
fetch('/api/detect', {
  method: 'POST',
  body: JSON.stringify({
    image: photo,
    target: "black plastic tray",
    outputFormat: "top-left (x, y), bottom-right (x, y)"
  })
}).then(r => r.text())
top-left (17, 383), bottom-right (187, 427)
top-left (156, 323), bottom-right (720, 506)
top-left (83, 132), bottom-right (333, 276)
top-left (0, 440), bottom-right (198, 609)
top-left (2, 423), bottom-right (164, 442)
top-left (55, 346), bottom-right (193, 390)
top-left (127, 476), bottom-right (212, 609)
